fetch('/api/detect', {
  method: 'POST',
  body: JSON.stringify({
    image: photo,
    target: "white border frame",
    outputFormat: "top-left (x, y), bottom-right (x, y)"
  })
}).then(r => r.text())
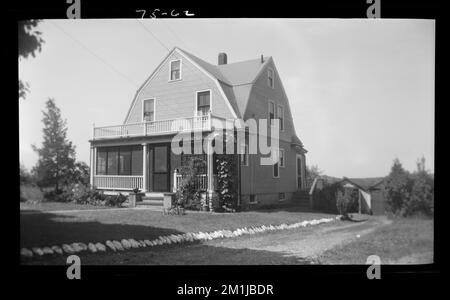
top-left (168, 59), bottom-right (182, 82)
top-left (142, 98), bottom-right (156, 122)
top-left (195, 89), bottom-right (212, 116)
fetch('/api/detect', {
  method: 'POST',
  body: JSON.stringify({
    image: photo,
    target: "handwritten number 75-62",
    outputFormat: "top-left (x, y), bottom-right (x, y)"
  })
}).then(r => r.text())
top-left (136, 9), bottom-right (195, 19)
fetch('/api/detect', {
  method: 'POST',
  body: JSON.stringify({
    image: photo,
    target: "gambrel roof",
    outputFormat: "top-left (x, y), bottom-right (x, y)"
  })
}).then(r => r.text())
top-left (124, 47), bottom-right (305, 152)
top-left (178, 47), bottom-right (272, 119)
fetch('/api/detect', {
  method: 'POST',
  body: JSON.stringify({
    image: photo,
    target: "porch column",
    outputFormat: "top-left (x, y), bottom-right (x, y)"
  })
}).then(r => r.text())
top-left (142, 143), bottom-right (148, 193)
top-left (90, 146), bottom-right (96, 187)
top-left (206, 137), bottom-right (214, 211)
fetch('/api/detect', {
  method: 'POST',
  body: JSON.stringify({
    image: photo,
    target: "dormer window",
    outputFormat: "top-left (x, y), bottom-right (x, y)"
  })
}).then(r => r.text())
top-left (268, 68), bottom-right (274, 88)
top-left (170, 59), bottom-right (181, 81)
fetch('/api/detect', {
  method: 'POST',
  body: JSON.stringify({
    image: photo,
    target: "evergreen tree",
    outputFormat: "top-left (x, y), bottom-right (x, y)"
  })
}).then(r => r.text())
top-left (32, 99), bottom-right (76, 192)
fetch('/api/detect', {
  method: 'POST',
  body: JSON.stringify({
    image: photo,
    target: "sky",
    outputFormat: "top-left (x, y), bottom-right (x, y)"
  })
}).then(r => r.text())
top-left (19, 19), bottom-right (435, 178)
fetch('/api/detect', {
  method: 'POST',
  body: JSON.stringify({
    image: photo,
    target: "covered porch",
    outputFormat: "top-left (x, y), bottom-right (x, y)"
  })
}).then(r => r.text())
top-left (89, 137), bottom-right (217, 195)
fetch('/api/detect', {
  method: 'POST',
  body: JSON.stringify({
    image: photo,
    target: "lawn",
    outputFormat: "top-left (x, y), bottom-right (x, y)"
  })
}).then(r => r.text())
top-left (20, 201), bottom-right (111, 212)
top-left (316, 217), bottom-right (434, 264)
top-left (20, 204), bottom-right (334, 249)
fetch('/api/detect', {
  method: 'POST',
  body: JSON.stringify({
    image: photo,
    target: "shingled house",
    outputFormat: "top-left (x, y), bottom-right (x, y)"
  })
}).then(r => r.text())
top-left (89, 47), bottom-right (307, 209)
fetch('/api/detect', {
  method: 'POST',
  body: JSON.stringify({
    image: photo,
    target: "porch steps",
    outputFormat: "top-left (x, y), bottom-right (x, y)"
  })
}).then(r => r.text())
top-left (292, 190), bottom-right (311, 209)
top-left (135, 193), bottom-right (164, 209)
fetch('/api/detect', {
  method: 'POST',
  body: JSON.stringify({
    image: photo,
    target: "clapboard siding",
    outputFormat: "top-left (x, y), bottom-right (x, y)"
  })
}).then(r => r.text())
top-left (239, 59), bottom-right (302, 199)
top-left (125, 51), bottom-right (234, 124)
top-left (240, 139), bottom-right (297, 196)
top-left (245, 59), bottom-right (296, 143)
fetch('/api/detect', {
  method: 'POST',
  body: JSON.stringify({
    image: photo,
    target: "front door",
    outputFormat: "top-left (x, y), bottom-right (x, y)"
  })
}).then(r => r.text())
top-left (149, 144), bottom-right (170, 192)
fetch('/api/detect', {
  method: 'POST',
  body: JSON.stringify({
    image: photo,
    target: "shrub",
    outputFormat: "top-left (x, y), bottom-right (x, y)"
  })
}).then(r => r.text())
top-left (175, 157), bottom-right (205, 210)
top-left (336, 188), bottom-right (359, 218)
top-left (43, 188), bottom-right (71, 202)
top-left (384, 159), bottom-right (412, 215)
top-left (20, 184), bottom-right (44, 203)
top-left (20, 164), bottom-right (34, 185)
top-left (312, 182), bottom-right (340, 214)
top-left (215, 154), bottom-right (238, 212)
top-left (104, 193), bottom-right (127, 207)
top-left (384, 157), bottom-right (434, 217)
top-left (401, 157), bottom-right (434, 217)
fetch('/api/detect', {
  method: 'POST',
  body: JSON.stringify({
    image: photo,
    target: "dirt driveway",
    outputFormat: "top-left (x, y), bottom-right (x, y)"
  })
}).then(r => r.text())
top-left (24, 215), bottom-right (395, 265)
top-left (203, 216), bottom-right (392, 261)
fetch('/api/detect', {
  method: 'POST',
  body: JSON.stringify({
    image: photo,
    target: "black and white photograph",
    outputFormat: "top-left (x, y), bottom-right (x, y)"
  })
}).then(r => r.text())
top-left (14, 2), bottom-right (439, 284)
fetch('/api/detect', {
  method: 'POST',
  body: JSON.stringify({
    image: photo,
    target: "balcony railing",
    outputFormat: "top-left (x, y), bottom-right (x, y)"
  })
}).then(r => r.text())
top-left (93, 114), bottom-right (214, 140)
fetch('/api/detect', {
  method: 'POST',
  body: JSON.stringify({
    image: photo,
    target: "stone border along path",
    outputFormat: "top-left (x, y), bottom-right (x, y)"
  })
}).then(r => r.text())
top-left (20, 216), bottom-right (342, 259)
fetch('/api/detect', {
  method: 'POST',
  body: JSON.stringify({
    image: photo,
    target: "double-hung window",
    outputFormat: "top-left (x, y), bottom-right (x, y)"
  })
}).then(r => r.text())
top-left (197, 91), bottom-right (211, 116)
top-left (143, 99), bottom-right (154, 122)
top-left (277, 105), bottom-right (284, 131)
top-left (268, 101), bottom-right (275, 126)
top-left (268, 68), bottom-right (274, 88)
top-left (170, 60), bottom-right (181, 81)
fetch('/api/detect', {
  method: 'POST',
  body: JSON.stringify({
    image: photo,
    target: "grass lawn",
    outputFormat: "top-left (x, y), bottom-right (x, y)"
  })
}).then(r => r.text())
top-left (20, 205), bottom-right (334, 249)
top-left (20, 201), bottom-right (112, 212)
top-left (316, 217), bottom-right (434, 264)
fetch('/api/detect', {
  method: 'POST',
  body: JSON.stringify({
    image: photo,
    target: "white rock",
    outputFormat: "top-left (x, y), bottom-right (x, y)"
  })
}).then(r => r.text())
top-left (95, 242), bottom-right (106, 252)
top-left (139, 240), bottom-right (147, 247)
top-left (62, 244), bottom-right (75, 254)
top-left (105, 240), bottom-right (116, 251)
top-left (121, 239), bottom-right (131, 249)
top-left (78, 243), bottom-right (88, 251)
top-left (51, 245), bottom-right (63, 255)
top-left (71, 243), bottom-right (83, 253)
top-left (42, 247), bottom-right (54, 255)
top-left (88, 243), bottom-right (97, 253)
top-left (21, 248), bottom-right (33, 258)
top-left (32, 247), bottom-right (44, 256)
top-left (128, 239), bottom-right (139, 248)
top-left (113, 240), bottom-right (124, 251)
top-left (144, 240), bottom-right (152, 246)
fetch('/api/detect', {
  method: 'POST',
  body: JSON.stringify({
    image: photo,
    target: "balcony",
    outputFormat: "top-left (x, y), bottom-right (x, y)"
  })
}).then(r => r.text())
top-left (92, 114), bottom-right (217, 140)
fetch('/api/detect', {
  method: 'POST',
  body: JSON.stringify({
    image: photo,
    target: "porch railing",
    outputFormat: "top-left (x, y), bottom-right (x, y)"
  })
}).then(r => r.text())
top-left (175, 174), bottom-right (208, 191)
top-left (93, 175), bottom-right (144, 190)
top-left (93, 114), bottom-right (213, 140)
